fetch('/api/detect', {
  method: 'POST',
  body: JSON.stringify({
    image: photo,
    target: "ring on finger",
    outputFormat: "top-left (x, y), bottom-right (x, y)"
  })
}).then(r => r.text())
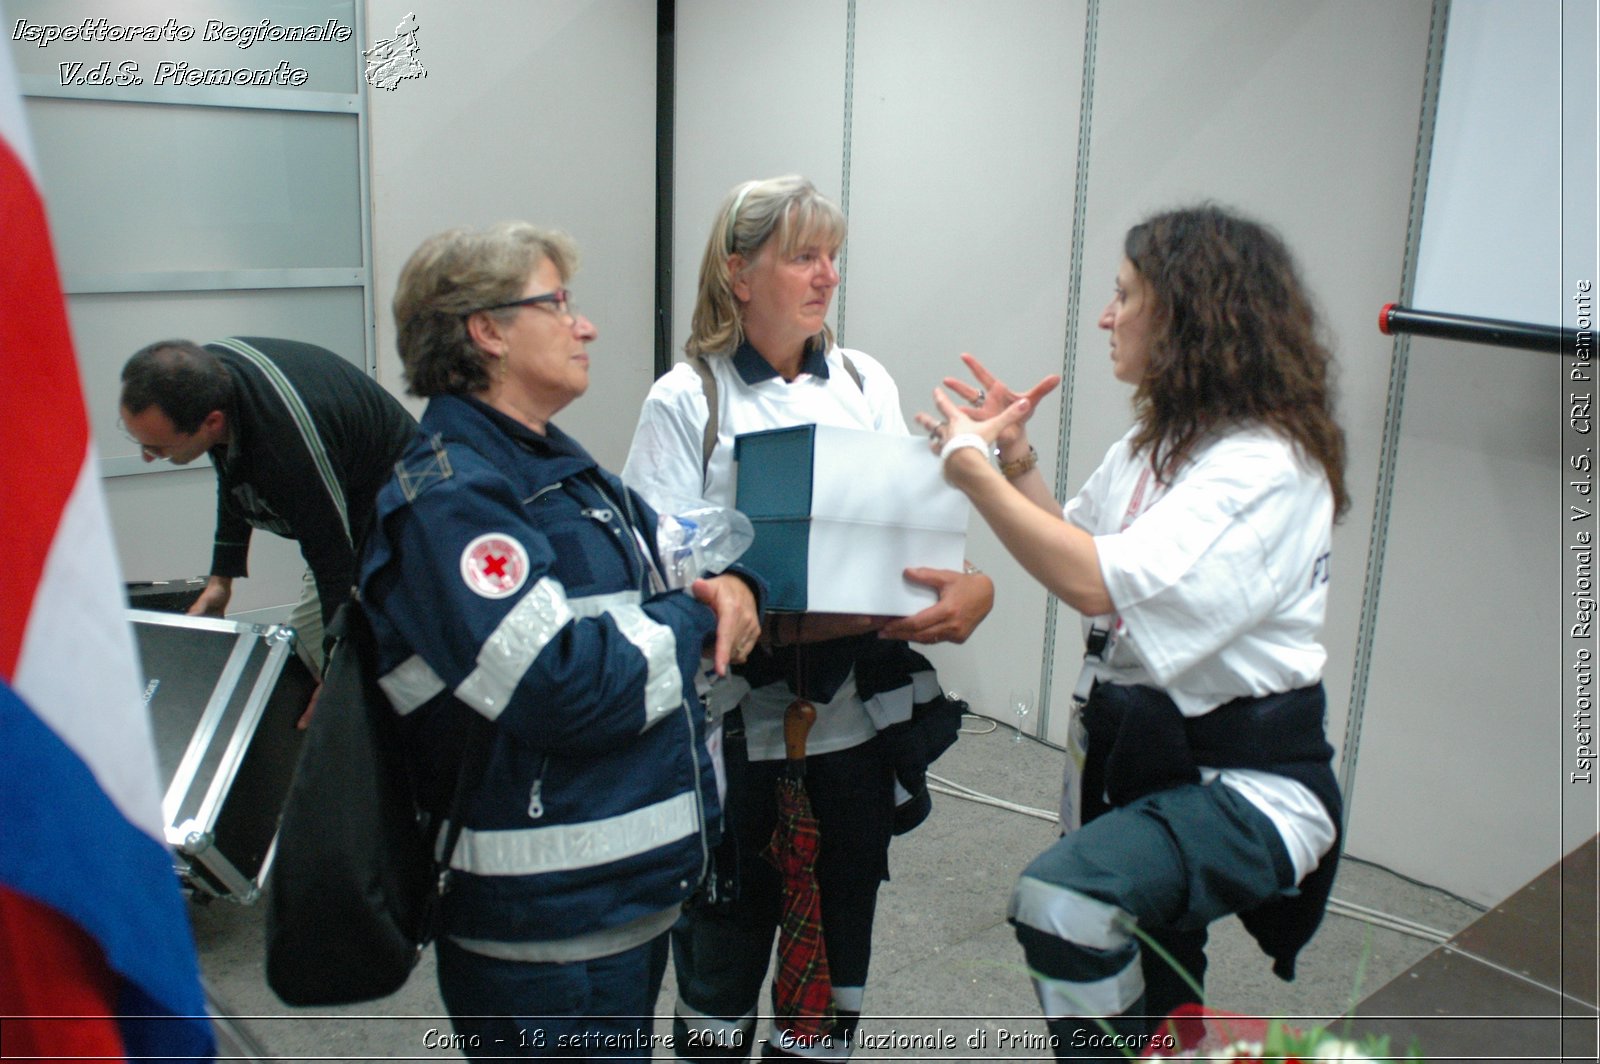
top-left (974, 389), bottom-right (987, 405)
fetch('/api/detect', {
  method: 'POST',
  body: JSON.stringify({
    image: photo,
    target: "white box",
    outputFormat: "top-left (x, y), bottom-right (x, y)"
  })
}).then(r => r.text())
top-left (733, 424), bottom-right (970, 615)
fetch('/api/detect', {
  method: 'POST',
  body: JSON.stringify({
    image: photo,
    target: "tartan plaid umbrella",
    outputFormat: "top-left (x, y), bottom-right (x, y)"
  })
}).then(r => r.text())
top-left (762, 699), bottom-right (835, 1042)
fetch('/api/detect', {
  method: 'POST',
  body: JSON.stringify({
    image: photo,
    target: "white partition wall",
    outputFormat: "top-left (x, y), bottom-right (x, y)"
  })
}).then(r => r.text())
top-left (1342, 0), bottom-right (1596, 904)
top-left (365, 0), bottom-right (659, 471)
top-left (670, 0), bottom-right (1423, 805)
top-left (1034, 0), bottom-right (1435, 773)
top-left (842, 0), bottom-right (1086, 726)
top-left (670, 0), bottom-right (848, 368)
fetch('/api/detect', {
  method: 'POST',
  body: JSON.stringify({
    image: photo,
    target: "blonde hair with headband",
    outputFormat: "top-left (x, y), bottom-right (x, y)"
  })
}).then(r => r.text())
top-left (687, 175), bottom-right (846, 358)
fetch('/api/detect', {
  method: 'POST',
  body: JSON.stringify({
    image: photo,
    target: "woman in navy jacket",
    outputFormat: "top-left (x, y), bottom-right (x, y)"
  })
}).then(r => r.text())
top-left (361, 221), bottom-right (763, 1059)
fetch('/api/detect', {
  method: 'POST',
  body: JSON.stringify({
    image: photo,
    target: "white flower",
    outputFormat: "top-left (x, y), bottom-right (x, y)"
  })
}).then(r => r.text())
top-left (1308, 1036), bottom-right (1375, 1062)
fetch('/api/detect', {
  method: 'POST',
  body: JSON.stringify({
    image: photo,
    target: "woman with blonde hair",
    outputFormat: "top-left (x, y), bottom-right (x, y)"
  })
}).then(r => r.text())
top-left (623, 176), bottom-right (1001, 1059)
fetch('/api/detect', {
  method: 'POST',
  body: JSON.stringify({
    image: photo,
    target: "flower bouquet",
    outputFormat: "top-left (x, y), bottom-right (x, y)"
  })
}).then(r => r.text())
top-left (1139, 1005), bottom-right (1422, 1062)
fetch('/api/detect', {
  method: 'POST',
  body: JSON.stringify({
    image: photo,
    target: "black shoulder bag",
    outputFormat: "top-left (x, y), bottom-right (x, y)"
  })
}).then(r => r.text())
top-left (265, 595), bottom-right (489, 1006)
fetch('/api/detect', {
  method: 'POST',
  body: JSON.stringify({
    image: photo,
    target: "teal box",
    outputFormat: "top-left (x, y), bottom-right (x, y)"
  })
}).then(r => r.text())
top-left (733, 424), bottom-right (969, 615)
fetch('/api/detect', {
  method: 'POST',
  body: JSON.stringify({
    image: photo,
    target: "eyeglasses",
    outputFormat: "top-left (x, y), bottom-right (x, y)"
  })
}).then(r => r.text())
top-left (117, 416), bottom-right (188, 461)
top-left (469, 288), bottom-right (578, 319)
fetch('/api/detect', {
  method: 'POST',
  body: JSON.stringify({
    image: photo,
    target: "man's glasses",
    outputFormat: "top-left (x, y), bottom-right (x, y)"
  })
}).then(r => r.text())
top-left (469, 288), bottom-right (577, 319)
top-left (117, 416), bottom-right (187, 461)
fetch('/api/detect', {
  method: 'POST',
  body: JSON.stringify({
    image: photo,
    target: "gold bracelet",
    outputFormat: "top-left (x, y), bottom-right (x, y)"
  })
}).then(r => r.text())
top-left (999, 445), bottom-right (1038, 480)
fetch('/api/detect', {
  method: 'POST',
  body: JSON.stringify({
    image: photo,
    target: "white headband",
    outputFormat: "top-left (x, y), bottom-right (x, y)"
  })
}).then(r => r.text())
top-left (724, 182), bottom-right (757, 254)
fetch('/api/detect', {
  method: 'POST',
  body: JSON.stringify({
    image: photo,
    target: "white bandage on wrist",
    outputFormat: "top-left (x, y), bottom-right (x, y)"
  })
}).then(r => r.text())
top-left (939, 432), bottom-right (992, 468)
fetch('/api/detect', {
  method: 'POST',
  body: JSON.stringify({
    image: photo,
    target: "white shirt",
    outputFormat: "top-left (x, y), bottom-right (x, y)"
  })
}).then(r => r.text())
top-left (1066, 424), bottom-right (1338, 882)
top-left (622, 342), bottom-right (907, 761)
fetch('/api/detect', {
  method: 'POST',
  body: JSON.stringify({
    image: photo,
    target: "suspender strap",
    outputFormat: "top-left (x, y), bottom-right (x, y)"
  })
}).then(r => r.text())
top-left (688, 349), bottom-right (864, 486)
top-left (687, 353), bottom-right (719, 485)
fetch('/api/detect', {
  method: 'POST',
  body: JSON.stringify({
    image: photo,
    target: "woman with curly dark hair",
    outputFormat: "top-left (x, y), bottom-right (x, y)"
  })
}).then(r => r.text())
top-left (922, 205), bottom-right (1346, 1060)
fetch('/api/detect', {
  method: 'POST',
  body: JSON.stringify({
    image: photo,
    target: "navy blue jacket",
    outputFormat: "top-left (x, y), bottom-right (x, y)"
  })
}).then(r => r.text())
top-left (360, 394), bottom-right (740, 946)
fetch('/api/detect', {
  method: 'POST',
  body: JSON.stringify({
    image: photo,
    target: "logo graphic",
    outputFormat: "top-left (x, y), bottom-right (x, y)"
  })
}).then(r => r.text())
top-left (461, 533), bottom-right (530, 599)
top-left (364, 12), bottom-right (425, 91)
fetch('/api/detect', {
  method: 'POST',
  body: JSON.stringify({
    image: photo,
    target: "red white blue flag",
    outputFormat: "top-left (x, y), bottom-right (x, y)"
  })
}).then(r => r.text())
top-left (0, 14), bottom-right (214, 1060)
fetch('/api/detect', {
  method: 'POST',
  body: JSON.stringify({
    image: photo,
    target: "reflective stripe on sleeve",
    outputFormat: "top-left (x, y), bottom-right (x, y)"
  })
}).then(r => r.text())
top-left (570, 590), bottom-right (683, 730)
top-left (449, 790), bottom-right (699, 876)
top-left (831, 985), bottom-right (864, 1013)
top-left (861, 684), bottom-right (913, 732)
top-left (378, 653), bottom-right (447, 715)
top-left (674, 1000), bottom-right (757, 1035)
top-left (454, 577), bottom-right (573, 719)
top-left (608, 603), bottom-right (683, 729)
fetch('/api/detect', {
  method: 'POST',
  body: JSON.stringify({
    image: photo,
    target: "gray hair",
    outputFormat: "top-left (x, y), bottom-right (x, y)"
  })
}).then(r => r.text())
top-left (686, 175), bottom-right (846, 358)
top-left (393, 221), bottom-right (579, 397)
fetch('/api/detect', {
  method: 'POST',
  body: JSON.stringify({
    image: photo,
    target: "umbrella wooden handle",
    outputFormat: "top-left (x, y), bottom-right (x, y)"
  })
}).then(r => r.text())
top-left (784, 699), bottom-right (817, 761)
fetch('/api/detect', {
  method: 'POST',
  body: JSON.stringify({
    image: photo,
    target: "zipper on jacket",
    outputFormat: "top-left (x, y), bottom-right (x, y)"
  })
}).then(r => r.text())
top-left (527, 755), bottom-right (550, 819)
top-left (679, 698), bottom-right (712, 889)
top-left (524, 482), bottom-right (563, 506)
top-left (589, 478), bottom-right (667, 593)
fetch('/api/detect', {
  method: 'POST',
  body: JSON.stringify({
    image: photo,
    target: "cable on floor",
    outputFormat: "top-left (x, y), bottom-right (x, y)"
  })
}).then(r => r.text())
top-left (927, 772), bottom-right (1058, 823)
top-left (957, 712), bottom-right (997, 735)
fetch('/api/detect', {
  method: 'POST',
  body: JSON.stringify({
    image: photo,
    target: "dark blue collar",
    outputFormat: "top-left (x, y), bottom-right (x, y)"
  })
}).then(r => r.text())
top-left (421, 393), bottom-right (597, 470)
top-left (731, 336), bottom-right (831, 385)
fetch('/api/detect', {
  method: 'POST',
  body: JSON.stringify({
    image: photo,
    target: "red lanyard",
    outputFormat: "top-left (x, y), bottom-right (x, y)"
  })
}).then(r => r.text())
top-left (1120, 464), bottom-right (1158, 530)
top-left (1102, 463), bottom-right (1162, 645)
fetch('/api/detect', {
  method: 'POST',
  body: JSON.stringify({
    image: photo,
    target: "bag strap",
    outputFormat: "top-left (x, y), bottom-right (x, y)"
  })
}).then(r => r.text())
top-left (839, 352), bottom-right (864, 391)
top-left (688, 347), bottom-right (864, 484)
top-left (432, 715), bottom-right (493, 898)
top-left (338, 590), bottom-right (494, 912)
top-left (211, 337), bottom-right (352, 545)
top-left (687, 353), bottom-right (720, 485)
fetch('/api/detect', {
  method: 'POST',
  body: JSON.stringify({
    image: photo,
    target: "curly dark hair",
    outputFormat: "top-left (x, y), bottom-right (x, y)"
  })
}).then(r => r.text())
top-left (1124, 205), bottom-right (1350, 519)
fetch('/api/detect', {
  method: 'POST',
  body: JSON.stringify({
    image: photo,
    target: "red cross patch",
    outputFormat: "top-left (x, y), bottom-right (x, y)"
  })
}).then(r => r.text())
top-left (460, 533), bottom-right (530, 599)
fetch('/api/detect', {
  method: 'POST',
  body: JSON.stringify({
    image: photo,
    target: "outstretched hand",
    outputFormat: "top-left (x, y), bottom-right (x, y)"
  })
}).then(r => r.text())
top-left (931, 352), bottom-right (1061, 449)
top-left (915, 386), bottom-right (1031, 453)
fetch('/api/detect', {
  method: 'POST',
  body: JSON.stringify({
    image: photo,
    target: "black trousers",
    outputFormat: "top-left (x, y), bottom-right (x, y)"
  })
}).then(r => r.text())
top-left (672, 730), bottom-right (895, 1061)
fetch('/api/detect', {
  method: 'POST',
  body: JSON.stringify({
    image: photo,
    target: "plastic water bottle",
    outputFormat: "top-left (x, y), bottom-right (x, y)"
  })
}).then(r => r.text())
top-left (656, 507), bottom-right (755, 590)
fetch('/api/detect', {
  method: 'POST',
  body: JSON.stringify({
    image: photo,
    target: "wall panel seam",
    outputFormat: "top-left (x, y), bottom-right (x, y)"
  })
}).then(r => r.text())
top-left (354, 1), bottom-right (374, 377)
top-left (1039, 0), bottom-right (1100, 735)
top-left (837, 0), bottom-right (857, 345)
top-left (19, 76), bottom-right (358, 114)
top-left (1338, 0), bottom-right (1452, 823)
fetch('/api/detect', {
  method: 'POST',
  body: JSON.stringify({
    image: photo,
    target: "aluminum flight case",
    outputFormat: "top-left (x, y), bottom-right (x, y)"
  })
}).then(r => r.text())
top-left (126, 576), bottom-right (208, 613)
top-left (130, 608), bottom-right (314, 903)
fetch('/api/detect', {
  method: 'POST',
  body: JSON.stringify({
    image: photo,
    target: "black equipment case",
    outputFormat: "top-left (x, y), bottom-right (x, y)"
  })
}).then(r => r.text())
top-left (130, 609), bottom-right (314, 903)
